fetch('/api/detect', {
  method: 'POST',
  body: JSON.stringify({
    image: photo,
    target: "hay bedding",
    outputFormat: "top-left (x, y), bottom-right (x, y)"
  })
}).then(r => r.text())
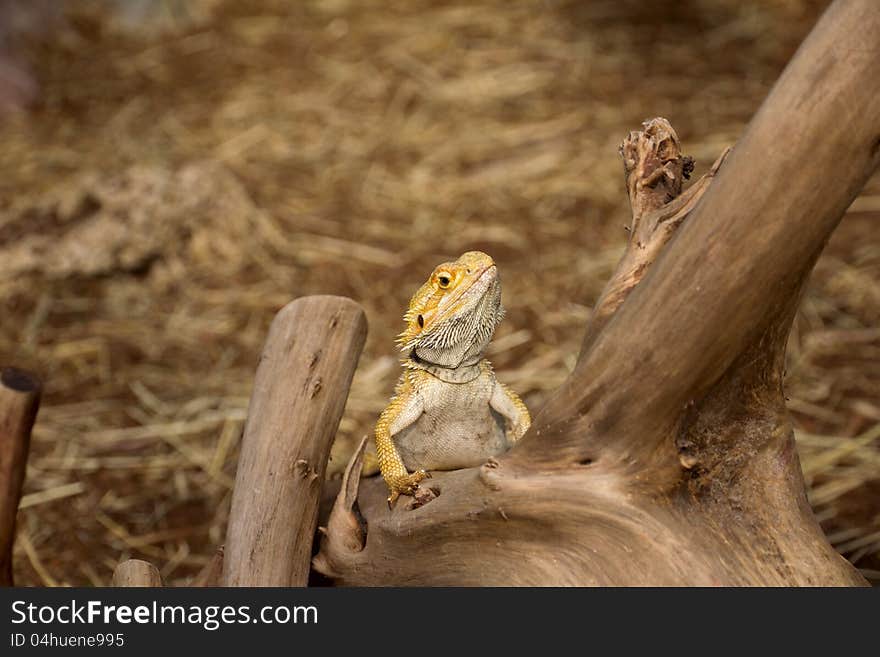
top-left (0, 0), bottom-right (877, 586)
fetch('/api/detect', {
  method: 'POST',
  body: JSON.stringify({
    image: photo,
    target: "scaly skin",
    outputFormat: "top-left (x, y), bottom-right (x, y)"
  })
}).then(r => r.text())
top-left (374, 369), bottom-right (430, 504)
top-left (375, 251), bottom-right (531, 506)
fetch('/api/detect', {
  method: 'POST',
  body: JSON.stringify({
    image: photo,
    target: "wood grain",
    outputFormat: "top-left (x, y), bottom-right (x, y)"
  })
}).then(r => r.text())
top-left (223, 295), bottom-right (367, 586)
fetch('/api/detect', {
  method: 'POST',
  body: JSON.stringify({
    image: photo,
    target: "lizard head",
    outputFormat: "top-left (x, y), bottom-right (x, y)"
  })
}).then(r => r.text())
top-left (398, 251), bottom-right (504, 368)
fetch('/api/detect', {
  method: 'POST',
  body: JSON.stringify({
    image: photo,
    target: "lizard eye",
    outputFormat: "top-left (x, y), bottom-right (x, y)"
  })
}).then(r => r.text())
top-left (417, 315), bottom-right (425, 328)
top-left (437, 273), bottom-right (451, 288)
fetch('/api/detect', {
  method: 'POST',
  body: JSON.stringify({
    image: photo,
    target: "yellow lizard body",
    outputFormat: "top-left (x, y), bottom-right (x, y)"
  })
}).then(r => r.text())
top-left (374, 251), bottom-right (530, 506)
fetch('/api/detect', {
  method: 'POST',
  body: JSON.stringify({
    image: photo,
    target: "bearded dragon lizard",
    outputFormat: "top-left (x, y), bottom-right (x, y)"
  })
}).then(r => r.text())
top-left (375, 251), bottom-right (531, 506)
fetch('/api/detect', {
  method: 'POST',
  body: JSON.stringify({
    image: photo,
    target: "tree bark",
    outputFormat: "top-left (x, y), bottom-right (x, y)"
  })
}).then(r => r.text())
top-left (112, 559), bottom-right (163, 587)
top-left (0, 367), bottom-right (40, 587)
top-left (313, 0), bottom-right (877, 586)
top-left (223, 296), bottom-right (367, 586)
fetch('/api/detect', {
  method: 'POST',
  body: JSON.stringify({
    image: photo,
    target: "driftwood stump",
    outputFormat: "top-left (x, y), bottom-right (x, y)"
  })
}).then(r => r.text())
top-left (95, 0), bottom-right (878, 588)
top-left (307, 0), bottom-right (879, 586)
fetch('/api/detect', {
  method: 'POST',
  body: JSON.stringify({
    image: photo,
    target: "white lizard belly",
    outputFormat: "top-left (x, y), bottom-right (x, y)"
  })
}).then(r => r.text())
top-left (394, 372), bottom-right (509, 471)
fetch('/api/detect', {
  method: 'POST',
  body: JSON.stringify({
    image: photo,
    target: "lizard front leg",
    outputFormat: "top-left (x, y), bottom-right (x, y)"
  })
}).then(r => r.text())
top-left (490, 380), bottom-right (531, 444)
top-left (375, 372), bottom-right (429, 507)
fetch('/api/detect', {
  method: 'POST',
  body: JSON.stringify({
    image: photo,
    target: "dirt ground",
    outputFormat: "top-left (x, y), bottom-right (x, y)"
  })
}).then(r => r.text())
top-left (0, 0), bottom-right (877, 586)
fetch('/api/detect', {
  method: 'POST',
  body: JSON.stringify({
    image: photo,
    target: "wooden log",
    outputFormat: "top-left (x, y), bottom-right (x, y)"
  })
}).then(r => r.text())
top-left (223, 296), bottom-right (367, 586)
top-left (112, 559), bottom-right (163, 587)
top-left (0, 367), bottom-right (41, 587)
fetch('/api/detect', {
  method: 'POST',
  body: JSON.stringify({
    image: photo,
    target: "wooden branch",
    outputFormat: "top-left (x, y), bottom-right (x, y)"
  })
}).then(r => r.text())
top-left (112, 559), bottom-right (163, 587)
top-left (517, 0), bottom-right (880, 465)
top-left (0, 367), bottom-right (40, 587)
top-left (223, 296), bottom-right (367, 586)
top-left (582, 120), bottom-right (728, 352)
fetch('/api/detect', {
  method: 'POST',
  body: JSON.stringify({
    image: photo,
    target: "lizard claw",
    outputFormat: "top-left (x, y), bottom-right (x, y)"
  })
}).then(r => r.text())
top-left (386, 469), bottom-right (429, 508)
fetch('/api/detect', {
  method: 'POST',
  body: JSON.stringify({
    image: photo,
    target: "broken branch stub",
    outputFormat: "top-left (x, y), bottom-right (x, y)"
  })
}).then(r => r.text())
top-left (112, 559), bottom-right (163, 587)
top-left (621, 117), bottom-right (693, 231)
top-left (223, 296), bottom-right (367, 586)
top-left (581, 120), bottom-right (728, 354)
top-left (0, 367), bottom-right (41, 587)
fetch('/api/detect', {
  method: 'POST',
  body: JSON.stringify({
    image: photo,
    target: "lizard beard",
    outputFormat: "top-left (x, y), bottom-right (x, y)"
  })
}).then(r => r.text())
top-left (412, 279), bottom-right (504, 369)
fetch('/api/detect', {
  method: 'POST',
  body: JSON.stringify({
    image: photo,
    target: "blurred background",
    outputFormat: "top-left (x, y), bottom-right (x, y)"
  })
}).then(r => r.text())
top-left (0, 0), bottom-right (877, 586)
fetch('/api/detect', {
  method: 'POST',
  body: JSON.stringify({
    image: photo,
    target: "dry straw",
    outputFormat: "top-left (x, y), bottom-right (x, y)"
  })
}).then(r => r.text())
top-left (0, 0), bottom-right (876, 585)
